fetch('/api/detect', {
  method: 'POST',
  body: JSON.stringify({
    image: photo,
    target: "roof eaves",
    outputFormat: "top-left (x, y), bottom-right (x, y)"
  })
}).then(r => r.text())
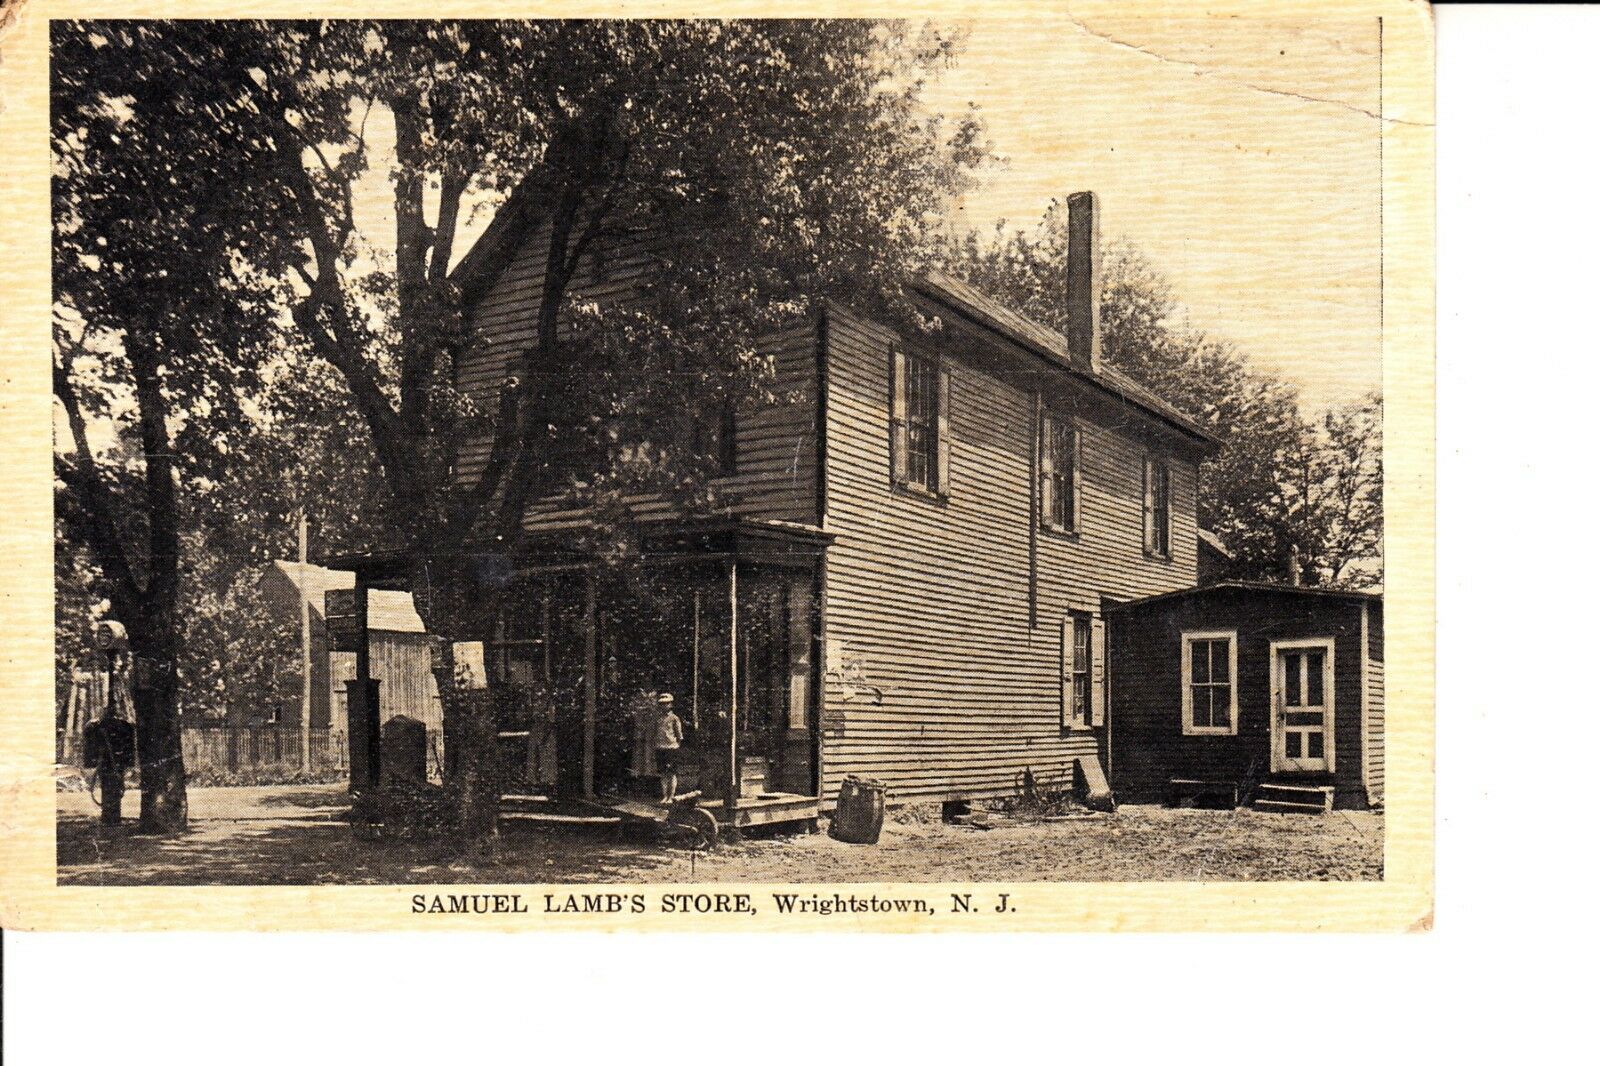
top-left (448, 179), bottom-right (547, 308)
top-left (914, 271), bottom-right (1221, 450)
top-left (1104, 581), bottom-right (1383, 612)
top-left (1197, 528), bottom-right (1235, 559)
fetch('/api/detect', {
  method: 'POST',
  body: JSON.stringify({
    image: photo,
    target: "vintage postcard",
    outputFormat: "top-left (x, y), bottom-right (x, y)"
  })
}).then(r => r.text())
top-left (0, 0), bottom-right (1433, 931)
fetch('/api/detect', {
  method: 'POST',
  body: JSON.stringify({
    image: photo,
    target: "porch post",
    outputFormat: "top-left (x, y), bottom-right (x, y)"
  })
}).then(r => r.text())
top-left (346, 580), bottom-right (379, 792)
top-left (582, 567), bottom-right (597, 799)
top-left (725, 559), bottom-right (740, 812)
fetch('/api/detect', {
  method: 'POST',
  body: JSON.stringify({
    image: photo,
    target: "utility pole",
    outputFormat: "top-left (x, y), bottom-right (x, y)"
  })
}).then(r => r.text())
top-left (299, 509), bottom-right (312, 774)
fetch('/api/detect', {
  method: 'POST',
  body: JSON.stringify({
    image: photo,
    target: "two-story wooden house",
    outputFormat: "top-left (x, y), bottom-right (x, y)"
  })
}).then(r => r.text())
top-left (335, 191), bottom-right (1221, 830)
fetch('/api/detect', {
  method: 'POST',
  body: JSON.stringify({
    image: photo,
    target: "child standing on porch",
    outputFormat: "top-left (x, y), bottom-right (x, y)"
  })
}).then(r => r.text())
top-left (654, 692), bottom-right (684, 804)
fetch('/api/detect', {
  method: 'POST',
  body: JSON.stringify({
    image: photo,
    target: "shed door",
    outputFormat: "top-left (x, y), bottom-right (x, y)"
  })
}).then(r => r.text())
top-left (1271, 640), bottom-right (1335, 774)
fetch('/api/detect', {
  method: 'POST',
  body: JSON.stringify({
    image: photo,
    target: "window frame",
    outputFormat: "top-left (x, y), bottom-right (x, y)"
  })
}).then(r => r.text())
top-left (1040, 411), bottom-right (1082, 536)
top-left (889, 347), bottom-right (950, 500)
top-left (903, 350), bottom-right (940, 492)
top-left (1060, 612), bottom-right (1093, 730)
top-left (690, 398), bottom-right (738, 477)
top-left (1144, 454), bottom-right (1172, 559)
top-left (1181, 629), bottom-right (1239, 736)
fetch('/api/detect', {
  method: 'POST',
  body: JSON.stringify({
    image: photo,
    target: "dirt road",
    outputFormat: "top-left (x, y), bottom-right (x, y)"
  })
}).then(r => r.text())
top-left (57, 784), bottom-right (1382, 885)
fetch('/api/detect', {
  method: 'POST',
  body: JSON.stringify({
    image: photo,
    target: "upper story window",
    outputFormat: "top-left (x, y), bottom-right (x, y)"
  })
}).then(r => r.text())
top-left (1181, 630), bottom-right (1238, 735)
top-left (890, 347), bottom-right (950, 497)
top-left (690, 400), bottom-right (737, 476)
top-left (1040, 412), bottom-right (1081, 534)
top-left (1143, 455), bottom-right (1171, 558)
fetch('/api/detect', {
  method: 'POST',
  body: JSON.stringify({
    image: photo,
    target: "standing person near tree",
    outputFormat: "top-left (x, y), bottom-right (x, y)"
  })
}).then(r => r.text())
top-left (82, 690), bottom-right (137, 828)
top-left (653, 693), bottom-right (684, 805)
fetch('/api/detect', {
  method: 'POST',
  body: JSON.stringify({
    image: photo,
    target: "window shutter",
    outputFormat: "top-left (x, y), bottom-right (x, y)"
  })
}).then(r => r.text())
top-left (1059, 616), bottom-right (1074, 729)
top-left (1090, 617), bottom-right (1107, 726)
top-left (1070, 425), bottom-right (1083, 532)
top-left (935, 364), bottom-right (952, 497)
top-left (1142, 456), bottom-right (1156, 553)
top-left (1039, 415), bottom-right (1056, 529)
top-left (889, 348), bottom-right (908, 486)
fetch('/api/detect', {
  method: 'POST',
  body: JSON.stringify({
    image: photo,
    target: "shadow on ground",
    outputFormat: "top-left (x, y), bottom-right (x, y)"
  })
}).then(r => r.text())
top-left (56, 783), bottom-right (1384, 886)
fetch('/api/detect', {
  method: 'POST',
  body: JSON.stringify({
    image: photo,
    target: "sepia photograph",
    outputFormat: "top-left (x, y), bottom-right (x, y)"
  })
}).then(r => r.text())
top-left (1, 0), bottom-right (1431, 927)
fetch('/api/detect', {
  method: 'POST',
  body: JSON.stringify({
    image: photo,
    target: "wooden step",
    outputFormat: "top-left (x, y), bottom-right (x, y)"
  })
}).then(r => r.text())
top-left (1253, 799), bottom-right (1329, 815)
top-left (1257, 783), bottom-right (1332, 798)
top-left (498, 811), bottom-right (621, 826)
top-left (1168, 778), bottom-right (1240, 808)
top-left (1254, 783), bottom-right (1333, 812)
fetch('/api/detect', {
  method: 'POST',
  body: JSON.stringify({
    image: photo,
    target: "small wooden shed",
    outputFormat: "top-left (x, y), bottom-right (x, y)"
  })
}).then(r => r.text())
top-left (1106, 583), bottom-right (1383, 811)
top-left (261, 562), bottom-right (444, 757)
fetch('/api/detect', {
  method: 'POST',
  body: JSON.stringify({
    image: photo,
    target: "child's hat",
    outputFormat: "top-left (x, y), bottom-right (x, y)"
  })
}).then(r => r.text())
top-left (657, 692), bottom-right (674, 704)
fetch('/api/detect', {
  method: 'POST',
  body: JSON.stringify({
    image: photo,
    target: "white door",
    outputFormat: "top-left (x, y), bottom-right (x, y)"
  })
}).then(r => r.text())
top-left (1271, 639), bottom-right (1335, 773)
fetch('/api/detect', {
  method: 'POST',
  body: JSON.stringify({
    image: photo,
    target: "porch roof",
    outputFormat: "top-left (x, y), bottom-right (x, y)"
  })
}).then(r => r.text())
top-left (318, 515), bottom-right (834, 590)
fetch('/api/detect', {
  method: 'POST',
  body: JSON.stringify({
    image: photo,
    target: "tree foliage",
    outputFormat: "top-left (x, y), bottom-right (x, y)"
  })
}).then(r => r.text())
top-left (51, 20), bottom-right (329, 829)
top-left (249, 20), bottom-right (988, 559)
top-left (53, 19), bottom-right (990, 835)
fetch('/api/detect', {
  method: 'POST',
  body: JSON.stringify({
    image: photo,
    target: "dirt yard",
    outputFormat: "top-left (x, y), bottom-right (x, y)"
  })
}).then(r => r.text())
top-left (57, 784), bottom-right (1383, 885)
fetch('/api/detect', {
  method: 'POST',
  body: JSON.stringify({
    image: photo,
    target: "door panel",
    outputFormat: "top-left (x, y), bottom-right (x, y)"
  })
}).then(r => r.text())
top-left (1272, 641), bottom-right (1335, 773)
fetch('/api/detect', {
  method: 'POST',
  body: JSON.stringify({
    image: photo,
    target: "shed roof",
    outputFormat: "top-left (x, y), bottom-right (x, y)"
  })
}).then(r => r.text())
top-left (269, 561), bottom-right (427, 633)
top-left (1105, 580), bottom-right (1383, 614)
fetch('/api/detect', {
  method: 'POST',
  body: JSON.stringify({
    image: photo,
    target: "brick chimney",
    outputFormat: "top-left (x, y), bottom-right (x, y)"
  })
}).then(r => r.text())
top-left (1065, 190), bottom-right (1103, 372)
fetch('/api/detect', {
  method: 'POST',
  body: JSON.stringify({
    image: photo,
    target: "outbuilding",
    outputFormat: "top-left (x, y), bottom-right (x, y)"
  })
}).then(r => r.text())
top-left (261, 561), bottom-right (445, 776)
top-left (1106, 583), bottom-right (1383, 811)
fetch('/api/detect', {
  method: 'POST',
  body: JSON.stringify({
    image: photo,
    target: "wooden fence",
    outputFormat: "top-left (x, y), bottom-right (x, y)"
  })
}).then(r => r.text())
top-left (180, 726), bottom-right (348, 781)
top-left (60, 724), bottom-right (452, 784)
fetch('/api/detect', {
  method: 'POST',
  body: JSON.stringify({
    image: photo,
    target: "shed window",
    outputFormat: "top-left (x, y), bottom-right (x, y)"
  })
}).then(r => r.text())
top-left (1144, 456), bottom-right (1171, 558)
top-left (890, 348), bottom-right (949, 496)
top-left (1040, 413), bottom-right (1081, 533)
top-left (1182, 631), bottom-right (1238, 735)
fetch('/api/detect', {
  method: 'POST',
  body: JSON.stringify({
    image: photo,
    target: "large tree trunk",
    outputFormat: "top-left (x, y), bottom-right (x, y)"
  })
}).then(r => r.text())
top-left (129, 613), bottom-right (188, 834)
top-left (133, 678), bottom-right (188, 833)
top-left (413, 558), bottom-right (502, 845)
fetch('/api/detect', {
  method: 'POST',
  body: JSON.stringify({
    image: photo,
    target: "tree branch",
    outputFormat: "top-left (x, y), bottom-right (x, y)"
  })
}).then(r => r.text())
top-left (289, 296), bottom-right (413, 489)
top-left (52, 348), bottom-right (147, 621)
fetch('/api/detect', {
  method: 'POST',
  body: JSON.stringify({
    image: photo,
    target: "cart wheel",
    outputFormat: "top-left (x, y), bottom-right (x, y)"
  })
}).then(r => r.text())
top-left (678, 807), bottom-right (719, 850)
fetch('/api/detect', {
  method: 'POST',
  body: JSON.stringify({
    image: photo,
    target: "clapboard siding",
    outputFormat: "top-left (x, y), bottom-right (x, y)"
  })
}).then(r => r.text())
top-left (1107, 587), bottom-right (1375, 810)
top-left (1366, 603), bottom-right (1385, 804)
top-left (453, 222), bottom-right (817, 528)
top-left (329, 633), bottom-right (444, 737)
top-left (818, 304), bottom-right (1201, 805)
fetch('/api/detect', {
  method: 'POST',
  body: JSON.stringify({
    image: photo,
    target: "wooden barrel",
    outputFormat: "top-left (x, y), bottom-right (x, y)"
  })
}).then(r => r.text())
top-left (829, 775), bottom-right (886, 844)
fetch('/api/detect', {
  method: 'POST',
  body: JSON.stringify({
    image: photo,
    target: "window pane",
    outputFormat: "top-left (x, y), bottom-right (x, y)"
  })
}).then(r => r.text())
top-left (1285, 732), bottom-right (1302, 759)
top-left (1285, 653), bottom-right (1302, 706)
top-left (904, 354), bottom-right (939, 491)
top-left (1307, 731), bottom-right (1324, 759)
top-left (1151, 464), bottom-right (1170, 554)
top-left (1307, 649), bottom-right (1325, 705)
top-left (1215, 684), bottom-right (1230, 729)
